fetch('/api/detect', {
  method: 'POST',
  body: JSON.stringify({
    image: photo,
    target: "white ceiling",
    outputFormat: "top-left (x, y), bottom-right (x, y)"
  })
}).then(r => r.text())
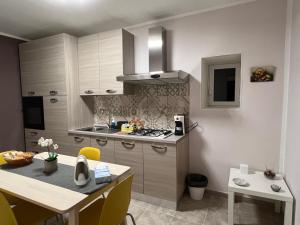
top-left (0, 0), bottom-right (252, 40)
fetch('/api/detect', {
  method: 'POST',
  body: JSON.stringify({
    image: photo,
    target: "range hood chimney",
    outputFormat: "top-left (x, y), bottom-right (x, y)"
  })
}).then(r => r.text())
top-left (117, 26), bottom-right (188, 84)
top-left (149, 26), bottom-right (167, 74)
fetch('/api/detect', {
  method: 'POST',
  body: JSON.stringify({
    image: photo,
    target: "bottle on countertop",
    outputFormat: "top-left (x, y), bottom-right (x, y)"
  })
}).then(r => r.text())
top-left (111, 117), bottom-right (117, 129)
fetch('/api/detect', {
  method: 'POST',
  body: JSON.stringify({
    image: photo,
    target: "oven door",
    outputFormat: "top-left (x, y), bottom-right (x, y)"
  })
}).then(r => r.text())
top-left (22, 96), bottom-right (45, 130)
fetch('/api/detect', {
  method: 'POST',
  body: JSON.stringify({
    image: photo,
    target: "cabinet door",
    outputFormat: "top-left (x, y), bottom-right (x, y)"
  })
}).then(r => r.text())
top-left (46, 131), bottom-right (91, 157)
top-left (78, 34), bottom-right (100, 95)
top-left (99, 30), bottom-right (124, 95)
top-left (91, 137), bottom-right (115, 163)
top-left (25, 139), bottom-right (44, 153)
top-left (115, 140), bottom-right (143, 193)
top-left (43, 96), bottom-right (68, 132)
top-left (19, 35), bottom-right (66, 96)
top-left (144, 143), bottom-right (177, 201)
top-left (66, 134), bottom-right (91, 157)
top-left (25, 129), bottom-right (46, 140)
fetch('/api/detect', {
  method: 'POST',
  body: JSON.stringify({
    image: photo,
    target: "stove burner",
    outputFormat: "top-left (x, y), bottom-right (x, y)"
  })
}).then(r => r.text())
top-left (128, 129), bottom-right (171, 137)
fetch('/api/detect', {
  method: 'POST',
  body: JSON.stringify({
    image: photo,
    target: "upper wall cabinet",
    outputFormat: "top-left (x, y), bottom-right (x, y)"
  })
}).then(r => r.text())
top-left (78, 29), bottom-right (134, 96)
top-left (19, 35), bottom-right (67, 96)
top-left (78, 34), bottom-right (100, 95)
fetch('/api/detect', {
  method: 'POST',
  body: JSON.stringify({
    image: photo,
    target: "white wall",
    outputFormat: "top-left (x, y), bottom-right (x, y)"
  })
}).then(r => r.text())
top-left (285, 0), bottom-right (300, 223)
top-left (128, 0), bottom-right (286, 192)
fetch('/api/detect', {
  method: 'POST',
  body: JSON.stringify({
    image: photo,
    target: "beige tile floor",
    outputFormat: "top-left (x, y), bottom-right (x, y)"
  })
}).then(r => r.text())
top-left (126, 192), bottom-right (283, 225)
top-left (47, 192), bottom-right (283, 225)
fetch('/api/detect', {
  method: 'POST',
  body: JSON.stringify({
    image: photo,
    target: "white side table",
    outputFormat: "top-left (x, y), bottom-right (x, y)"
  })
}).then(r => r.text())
top-left (228, 168), bottom-right (293, 225)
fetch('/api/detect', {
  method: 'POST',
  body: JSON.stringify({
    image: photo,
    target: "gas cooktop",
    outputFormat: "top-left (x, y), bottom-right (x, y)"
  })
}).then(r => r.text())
top-left (128, 129), bottom-right (172, 137)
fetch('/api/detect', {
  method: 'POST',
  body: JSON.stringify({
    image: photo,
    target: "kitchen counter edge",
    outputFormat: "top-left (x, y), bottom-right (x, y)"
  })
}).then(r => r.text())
top-left (68, 130), bottom-right (187, 144)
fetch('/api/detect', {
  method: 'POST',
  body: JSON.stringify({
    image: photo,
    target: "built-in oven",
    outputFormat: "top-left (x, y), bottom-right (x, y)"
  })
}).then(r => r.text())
top-left (22, 96), bottom-right (45, 130)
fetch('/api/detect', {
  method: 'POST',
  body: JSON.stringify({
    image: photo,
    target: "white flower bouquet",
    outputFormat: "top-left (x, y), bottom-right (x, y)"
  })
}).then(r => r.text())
top-left (38, 137), bottom-right (59, 162)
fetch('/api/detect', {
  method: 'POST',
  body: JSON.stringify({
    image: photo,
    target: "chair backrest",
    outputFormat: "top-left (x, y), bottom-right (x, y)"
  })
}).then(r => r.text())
top-left (0, 192), bottom-right (18, 225)
top-left (98, 175), bottom-right (133, 225)
top-left (79, 147), bottom-right (101, 161)
top-left (0, 151), bottom-right (10, 165)
top-left (0, 154), bottom-right (6, 165)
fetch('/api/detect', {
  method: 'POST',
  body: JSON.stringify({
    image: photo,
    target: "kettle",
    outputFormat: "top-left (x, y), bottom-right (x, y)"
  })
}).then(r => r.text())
top-left (74, 155), bottom-right (91, 186)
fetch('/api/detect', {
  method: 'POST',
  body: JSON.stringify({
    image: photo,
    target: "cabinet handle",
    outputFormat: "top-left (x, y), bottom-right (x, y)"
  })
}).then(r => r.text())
top-left (84, 90), bottom-right (94, 94)
top-left (28, 91), bottom-right (35, 96)
top-left (151, 145), bottom-right (167, 153)
top-left (121, 141), bottom-right (135, 149)
top-left (49, 90), bottom-right (58, 95)
top-left (106, 89), bottom-right (117, 94)
top-left (50, 98), bottom-right (58, 103)
top-left (31, 141), bottom-right (38, 146)
top-left (96, 138), bottom-right (108, 146)
top-left (30, 131), bottom-right (38, 136)
top-left (74, 136), bottom-right (84, 143)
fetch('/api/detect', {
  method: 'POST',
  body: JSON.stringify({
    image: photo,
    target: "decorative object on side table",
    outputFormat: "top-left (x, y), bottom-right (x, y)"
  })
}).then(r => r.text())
top-left (38, 137), bottom-right (59, 174)
top-left (250, 66), bottom-right (275, 82)
top-left (271, 184), bottom-right (281, 192)
top-left (233, 178), bottom-right (250, 187)
top-left (264, 168), bottom-right (276, 179)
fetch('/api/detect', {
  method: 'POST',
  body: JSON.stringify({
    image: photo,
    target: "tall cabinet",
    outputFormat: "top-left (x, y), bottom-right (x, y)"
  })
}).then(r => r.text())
top-left (19, 34), bottom-right (94, 155)
top-left (78, 29), bottom-right (134, 95)
top-left (19, 35), bottom-right (67, 96)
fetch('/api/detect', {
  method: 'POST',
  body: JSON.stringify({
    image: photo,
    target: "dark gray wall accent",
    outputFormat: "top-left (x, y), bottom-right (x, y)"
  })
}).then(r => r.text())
top-left (0, 35), bottom-right (24, 151)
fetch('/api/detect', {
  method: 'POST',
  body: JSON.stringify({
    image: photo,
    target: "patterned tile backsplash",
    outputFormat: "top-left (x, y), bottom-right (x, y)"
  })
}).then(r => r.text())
top-left (94, 83), bottom-right (190, 129)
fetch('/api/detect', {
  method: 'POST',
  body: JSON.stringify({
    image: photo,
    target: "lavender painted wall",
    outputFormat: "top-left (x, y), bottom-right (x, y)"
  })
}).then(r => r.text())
top-left (285, 0), bottom-right (300, 223)
top-left (0, 35), bottom-right (24, 151)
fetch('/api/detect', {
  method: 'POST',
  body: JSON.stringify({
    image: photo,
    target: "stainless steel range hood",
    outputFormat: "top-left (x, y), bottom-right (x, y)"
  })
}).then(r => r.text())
top-left (117, 26), bottom-right (189, 84)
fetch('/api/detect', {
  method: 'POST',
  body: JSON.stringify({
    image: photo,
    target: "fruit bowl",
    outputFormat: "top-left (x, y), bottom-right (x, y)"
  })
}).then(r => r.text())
top-left (2, 151), bottom-right (34, 166)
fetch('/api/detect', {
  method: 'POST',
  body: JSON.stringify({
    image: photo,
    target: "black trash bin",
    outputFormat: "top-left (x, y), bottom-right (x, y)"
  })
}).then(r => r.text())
top-left (186, 174), bottom-right (208, 200)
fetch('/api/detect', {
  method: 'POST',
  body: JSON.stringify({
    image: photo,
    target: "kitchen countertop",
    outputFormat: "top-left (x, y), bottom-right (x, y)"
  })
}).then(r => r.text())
top-left (68, 129), bottom-right (187, 144)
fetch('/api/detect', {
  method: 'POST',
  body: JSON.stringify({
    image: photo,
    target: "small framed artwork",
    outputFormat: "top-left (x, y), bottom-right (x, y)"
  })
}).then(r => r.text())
top-left (251, 66), bottom-right (275, 82)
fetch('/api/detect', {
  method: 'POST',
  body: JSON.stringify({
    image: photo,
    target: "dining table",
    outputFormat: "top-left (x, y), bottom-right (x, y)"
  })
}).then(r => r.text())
top-left (0, 152), bottom-right (131, 225)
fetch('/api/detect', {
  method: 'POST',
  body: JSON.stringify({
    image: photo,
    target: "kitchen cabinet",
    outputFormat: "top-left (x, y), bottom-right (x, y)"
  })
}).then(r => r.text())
top-left (78, 29), bottom-right (134, 96)
top-left (78, 34), bottom-right (100, 95)
top-left (25, 129), bottom-right (46, 140)
top-left (45, 131), bottom-right (91, 156)
top-left (24, 129), bottom-right (46, 153)
top-left (22, 34), bottom-right (94, 153)
top-left (19, 35), bottom-right (67, 96)
top-left (91, 137), bottom-right (115, 163)
top-left (99, 29), bottom-right (134, 95)
top-left (67, 131), bottom-right (189, 208)
top-left (61, 134), bottom-right (91, 157)
top-left (143, 143), bottom-right (177, 201)
top-left (25, 139), bottom-right (44, 153)
top-left (43, 96), bottom-right (68, 132)
top-left (114, 139), bottom-right (143, 193)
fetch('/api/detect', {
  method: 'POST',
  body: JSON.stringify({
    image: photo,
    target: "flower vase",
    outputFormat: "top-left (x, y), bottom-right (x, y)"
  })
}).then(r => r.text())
top-left (44, 158), bottom-right (58, 174)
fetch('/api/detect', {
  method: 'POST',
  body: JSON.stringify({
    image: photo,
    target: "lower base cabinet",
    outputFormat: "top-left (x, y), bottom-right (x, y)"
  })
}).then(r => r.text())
top-left (114, 140), bottom-right (144, 193)
top-left (25, 130), bottom-right (189, 206)
top-left (25, 131), bottom-right (91, 157)
top-left (143, 143), bottom-right (177, 201)
top-left (91, 137), bottom-right (115, 163)
top-left (53, 133), bottom-right (91, 157)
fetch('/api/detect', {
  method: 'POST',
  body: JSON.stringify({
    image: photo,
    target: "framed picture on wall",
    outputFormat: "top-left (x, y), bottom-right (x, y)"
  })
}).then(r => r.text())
top-left (250, 66), bottom-right (275, 82)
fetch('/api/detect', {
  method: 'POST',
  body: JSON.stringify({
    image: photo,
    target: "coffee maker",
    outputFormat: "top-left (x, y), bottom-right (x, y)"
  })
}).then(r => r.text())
top-left (174, 115), bottom-right (185, 136)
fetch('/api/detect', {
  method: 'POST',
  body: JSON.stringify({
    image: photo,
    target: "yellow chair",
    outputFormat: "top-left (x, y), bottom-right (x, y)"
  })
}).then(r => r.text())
top-left (0, 192), bottom-right (56, 225)
top-left (79, 147), bottom-right (101, 161)
top-left (66, 175), bottom-right (136, 225)
top-left (0, 151), bottom-right (9, 165)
